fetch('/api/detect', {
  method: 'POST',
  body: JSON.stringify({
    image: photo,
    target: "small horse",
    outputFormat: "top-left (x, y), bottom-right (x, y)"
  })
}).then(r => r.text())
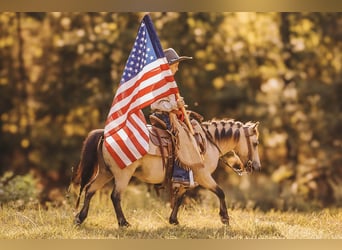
top-left (70, 119), bottom-right (261, 227)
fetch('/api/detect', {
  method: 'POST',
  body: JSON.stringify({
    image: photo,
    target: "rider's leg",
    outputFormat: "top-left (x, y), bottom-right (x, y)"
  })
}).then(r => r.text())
top-left (152, 112), bottom-right (193, 187)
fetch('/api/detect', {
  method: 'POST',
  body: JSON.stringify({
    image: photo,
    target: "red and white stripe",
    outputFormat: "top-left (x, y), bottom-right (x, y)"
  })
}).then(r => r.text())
top-left (104, 58), bottom-right (179, 168)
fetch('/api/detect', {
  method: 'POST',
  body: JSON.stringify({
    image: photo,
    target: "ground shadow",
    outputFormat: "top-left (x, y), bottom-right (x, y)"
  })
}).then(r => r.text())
top-left (77, 223), bottom-right (284, 239)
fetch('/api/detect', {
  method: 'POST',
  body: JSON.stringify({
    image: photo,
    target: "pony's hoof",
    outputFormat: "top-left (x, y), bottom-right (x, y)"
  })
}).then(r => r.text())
top-left (118, 221), bottom-right (131, 228)
top-left (74, 215), bottom-right (82, 226)
top-left (169, 218), bottom-right (179, 225)
top-left (221, 217), bottom-right (229, 225)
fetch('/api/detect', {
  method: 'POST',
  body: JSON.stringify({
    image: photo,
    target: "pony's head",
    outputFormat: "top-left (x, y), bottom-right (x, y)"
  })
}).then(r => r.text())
top-left (234, 121), bottom-right (261, 173)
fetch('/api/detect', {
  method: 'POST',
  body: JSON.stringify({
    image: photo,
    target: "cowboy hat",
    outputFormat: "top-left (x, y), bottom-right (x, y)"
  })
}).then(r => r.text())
top-left (163, 48), bottom-right (192, 65)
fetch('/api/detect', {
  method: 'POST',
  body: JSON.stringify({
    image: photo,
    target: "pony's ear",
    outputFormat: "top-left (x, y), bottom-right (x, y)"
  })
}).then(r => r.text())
top-left (252, 121), bottom-right (259, 130)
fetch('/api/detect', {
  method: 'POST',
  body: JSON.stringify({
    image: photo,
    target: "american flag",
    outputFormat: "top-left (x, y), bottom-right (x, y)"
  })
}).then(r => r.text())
top-left (104, 15), bottom-right (179, 168)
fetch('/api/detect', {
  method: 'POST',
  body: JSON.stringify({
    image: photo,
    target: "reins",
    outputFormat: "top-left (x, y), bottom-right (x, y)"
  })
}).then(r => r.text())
top-left (219, 153), bottom-right (249, 176)
top-left (243, 126), bottom-right (253, 171)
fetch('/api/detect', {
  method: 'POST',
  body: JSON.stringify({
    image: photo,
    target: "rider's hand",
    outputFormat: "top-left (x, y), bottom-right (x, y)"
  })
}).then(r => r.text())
top-left (177, 96), bottom-right (188, 108)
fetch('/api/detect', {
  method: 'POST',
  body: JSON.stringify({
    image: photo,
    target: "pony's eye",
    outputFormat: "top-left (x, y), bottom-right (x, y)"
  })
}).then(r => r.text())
top-left (253, 141), bottom-right (259, 147)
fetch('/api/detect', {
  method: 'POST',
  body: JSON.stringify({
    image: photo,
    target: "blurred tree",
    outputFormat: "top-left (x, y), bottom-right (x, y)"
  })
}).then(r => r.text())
top-left (0, 12), bottom-right (341, 208)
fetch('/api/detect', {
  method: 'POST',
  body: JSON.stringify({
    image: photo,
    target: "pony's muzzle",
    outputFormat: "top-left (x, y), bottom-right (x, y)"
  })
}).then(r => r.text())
top-left (252, 161), bottom-right (261, 172)
top-left (232, 162), bottom-right (243, 171)
top-left (245, 160), bottom-right (261, 172)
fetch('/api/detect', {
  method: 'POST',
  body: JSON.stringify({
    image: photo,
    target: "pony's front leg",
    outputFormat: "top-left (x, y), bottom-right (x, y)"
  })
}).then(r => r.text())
top-left (197, 171), bottom-right (230, 225)
top-left (110, 188), bottom-right (130, 227)
top-left (75, 190), bottom-right (95, 225)
top-left (210, 185), bottom-right (229, 225)
top-left (169, 186), bottom-right (187, 225)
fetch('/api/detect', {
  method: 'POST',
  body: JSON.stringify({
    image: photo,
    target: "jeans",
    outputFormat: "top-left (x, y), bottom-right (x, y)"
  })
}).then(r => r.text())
top-left (172, 164), bottom-right (189, 180)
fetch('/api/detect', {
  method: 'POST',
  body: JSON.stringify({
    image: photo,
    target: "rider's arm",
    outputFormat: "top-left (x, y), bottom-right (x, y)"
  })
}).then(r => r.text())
top-left (151, 95), bottom-right (178, 112)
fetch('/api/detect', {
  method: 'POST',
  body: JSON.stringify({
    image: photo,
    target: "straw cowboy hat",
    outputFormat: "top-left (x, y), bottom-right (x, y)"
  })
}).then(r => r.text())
top-left (163, 48), bottom-right (192, 65)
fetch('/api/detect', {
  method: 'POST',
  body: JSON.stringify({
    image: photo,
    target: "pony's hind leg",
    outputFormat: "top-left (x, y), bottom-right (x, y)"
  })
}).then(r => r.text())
top-left (75, 189), bottom-right (95, 225)
top-left (110, 187), bottom-right (130, 227)
top-left (74, 171), bottom-right (113, 226)
top-left (109, 171), bottom-right (134, 227)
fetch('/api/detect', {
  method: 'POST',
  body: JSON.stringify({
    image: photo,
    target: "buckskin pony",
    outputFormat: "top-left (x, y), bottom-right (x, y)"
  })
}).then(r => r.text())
top-left (70, 118), bottom-right (261, 227)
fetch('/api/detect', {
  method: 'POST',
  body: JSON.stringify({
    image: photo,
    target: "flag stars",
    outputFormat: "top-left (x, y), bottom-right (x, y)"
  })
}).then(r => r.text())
top-left (119, 23), bottom-right (159, 83)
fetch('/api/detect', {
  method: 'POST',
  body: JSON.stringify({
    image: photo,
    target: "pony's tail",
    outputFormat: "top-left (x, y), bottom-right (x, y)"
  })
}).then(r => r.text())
top-left (69, 129), bottom-right (104, 209)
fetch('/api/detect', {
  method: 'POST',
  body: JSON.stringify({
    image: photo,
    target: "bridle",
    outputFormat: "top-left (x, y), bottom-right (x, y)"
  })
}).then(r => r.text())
top-left (219, 151), bottom-right (248, 176)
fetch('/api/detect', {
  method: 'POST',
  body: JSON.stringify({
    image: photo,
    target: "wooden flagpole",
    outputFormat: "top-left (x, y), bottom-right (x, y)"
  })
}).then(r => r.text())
top-left (176, 93), bottom-right (194, 134)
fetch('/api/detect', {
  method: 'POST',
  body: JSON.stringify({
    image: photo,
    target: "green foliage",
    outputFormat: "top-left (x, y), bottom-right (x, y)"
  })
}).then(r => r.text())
top-left (0, 171), bottom-right (39, 205)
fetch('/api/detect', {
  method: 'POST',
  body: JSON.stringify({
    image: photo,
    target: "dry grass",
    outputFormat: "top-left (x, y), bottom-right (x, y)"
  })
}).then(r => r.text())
top-left (0, 184), bottom-right (341, 239)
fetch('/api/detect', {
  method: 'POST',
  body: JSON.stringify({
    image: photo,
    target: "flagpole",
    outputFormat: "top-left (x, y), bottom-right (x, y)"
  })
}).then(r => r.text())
top-left (176, 93), bottom-right (194, 135)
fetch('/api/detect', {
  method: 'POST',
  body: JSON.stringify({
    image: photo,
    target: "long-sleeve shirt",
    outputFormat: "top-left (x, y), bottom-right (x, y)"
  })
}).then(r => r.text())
top-left (150, 94), bottom-right (178, 112)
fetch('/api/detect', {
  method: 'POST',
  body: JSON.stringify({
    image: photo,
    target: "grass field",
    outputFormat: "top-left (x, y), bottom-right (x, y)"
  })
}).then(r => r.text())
top-left (0, 184), bottom-right (341, 239)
